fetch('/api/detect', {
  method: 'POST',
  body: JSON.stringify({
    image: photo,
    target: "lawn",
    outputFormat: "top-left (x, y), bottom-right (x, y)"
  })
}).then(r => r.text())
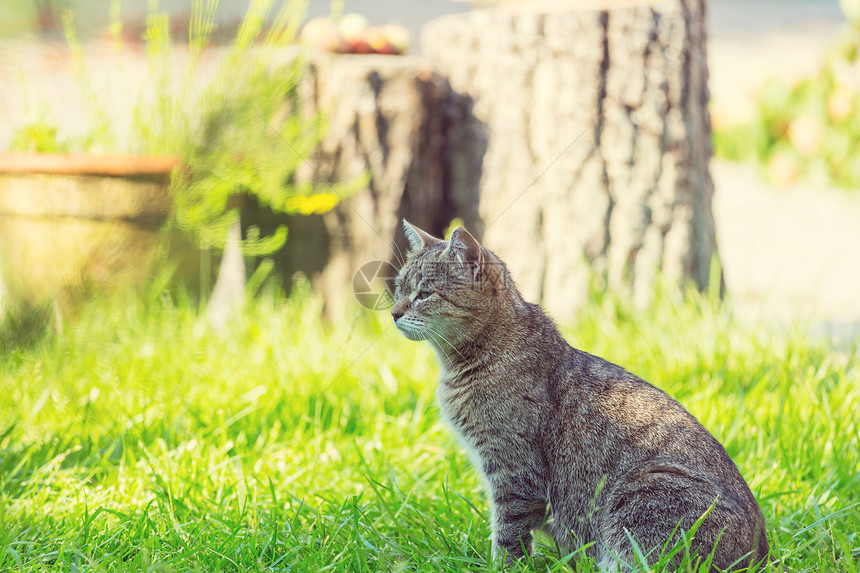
top-left (0, 285), bottom-right (858, 572)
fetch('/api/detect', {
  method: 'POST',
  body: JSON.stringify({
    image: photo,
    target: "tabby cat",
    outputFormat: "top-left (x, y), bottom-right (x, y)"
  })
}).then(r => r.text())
top-left (391, 221), bottom-right (769, 571)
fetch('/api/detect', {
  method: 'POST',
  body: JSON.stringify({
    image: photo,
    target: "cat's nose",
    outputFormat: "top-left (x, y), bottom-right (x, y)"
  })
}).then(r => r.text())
top-left (391, 309), bottom-right (404, 321)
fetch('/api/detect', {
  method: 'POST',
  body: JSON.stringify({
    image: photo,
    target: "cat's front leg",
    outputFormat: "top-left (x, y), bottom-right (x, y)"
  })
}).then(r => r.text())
top-left (489, 490), bottom-right (547, 564)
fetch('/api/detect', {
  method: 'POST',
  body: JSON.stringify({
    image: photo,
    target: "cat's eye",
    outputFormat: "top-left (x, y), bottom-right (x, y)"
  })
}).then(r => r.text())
top-left (415, 289), bottom-right (433, 300)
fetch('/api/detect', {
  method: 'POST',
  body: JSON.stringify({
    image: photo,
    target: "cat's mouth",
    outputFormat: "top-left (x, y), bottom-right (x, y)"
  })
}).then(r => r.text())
top-left (394, 319), bottom-right (425, 341)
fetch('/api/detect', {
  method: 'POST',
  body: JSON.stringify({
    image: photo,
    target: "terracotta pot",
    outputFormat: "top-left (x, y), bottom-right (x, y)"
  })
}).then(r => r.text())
top-left (0, 153), bottom-right (188, 312)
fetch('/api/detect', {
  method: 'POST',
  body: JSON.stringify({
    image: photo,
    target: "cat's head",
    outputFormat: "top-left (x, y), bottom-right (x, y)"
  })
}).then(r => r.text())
top-left (391, 220), bottom-right (514, 348)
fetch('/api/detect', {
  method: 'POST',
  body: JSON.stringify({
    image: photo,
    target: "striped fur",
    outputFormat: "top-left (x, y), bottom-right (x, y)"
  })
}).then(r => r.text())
top-left (392, 221), bottom-right (769, 570)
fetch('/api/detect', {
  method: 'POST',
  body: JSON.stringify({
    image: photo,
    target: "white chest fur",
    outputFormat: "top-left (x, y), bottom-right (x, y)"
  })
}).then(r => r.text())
top-left (436, 375), bottom-right (494, 483)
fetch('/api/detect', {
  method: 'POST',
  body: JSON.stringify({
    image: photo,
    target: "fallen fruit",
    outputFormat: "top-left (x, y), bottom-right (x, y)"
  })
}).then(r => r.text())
top-left (382, 24), bottom-right (410, 55)
top-left (827, 88), bottom-right (855, 122)
top-left (788, 115), bottom-right (823, 157)
top-left (364, 26), bottom-right (395, 54)
top-left (300, 17), bottom-right (341, 53)
top-left (768, 152), bottom-right (800, 186)
top-left (339, 13), bottom-right (370, 42)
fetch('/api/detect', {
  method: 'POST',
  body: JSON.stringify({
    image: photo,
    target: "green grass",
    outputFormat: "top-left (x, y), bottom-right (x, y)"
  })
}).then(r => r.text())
top-left (0, 285), bottom-right (858, 572)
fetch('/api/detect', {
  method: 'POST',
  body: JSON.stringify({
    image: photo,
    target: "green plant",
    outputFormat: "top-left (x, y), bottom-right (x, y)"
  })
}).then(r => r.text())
top-left (137, 0), bottom-right (354, 256)
top-left (8, 89), bottom-right (69, 153)
top-left (11, 0), bottom-right (350, 260)
top-left (8, 120), bottom-right (67, 153)
top-left (171, 0), bottom-right (354, 254)
top-left (713, 26), bottom-right (860, 189)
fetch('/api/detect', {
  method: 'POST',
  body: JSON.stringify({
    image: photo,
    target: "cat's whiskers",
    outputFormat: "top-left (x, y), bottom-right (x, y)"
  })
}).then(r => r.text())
top-left (425, 334), bottom-right (457, 369)
top-left (422, 323), bottom-right (467, 362)
top-left (412, 325), bottom-right (455, 368)
top-left (391, 241), bottom-right (407, 268)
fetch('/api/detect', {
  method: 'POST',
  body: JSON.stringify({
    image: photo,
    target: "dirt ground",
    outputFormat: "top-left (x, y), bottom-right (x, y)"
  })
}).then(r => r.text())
top-left (713, 160), bottom-right (860, 325)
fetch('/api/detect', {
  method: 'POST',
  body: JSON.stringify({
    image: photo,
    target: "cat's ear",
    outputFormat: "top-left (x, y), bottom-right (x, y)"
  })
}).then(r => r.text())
top-left (448, 227), bottom-right (483, 276)
top-left (403, 220), bottom-right (442, 253)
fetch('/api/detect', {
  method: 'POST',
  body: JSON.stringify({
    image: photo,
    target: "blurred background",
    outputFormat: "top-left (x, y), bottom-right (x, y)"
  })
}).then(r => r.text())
top-left (1, 0), bottom-right (859, 336)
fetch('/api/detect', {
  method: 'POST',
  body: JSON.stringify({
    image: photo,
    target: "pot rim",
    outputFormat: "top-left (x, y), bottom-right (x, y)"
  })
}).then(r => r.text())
top-left (0, 153), bottom-right (180, 176)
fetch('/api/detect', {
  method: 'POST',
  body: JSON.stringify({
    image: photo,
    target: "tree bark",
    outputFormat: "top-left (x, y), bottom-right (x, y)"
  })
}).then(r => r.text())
top-left (287, 53), bottom-right (482, 314)
top-left (423, 0), bottom-right (718, 318)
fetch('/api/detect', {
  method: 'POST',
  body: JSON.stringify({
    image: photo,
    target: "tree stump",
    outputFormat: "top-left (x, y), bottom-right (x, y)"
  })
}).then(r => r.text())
top-left (283, 53), bottom-right (483, 313)
top-left (423, 0), bottom-right (717, 318)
